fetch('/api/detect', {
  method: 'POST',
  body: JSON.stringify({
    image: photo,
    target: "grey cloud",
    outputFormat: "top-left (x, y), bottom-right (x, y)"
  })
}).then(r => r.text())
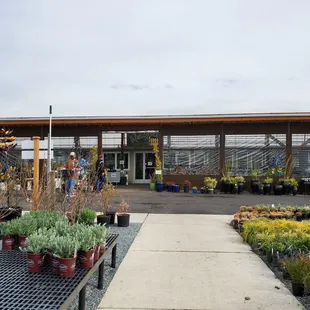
top-left (0, 0), bottom-right (310, 117)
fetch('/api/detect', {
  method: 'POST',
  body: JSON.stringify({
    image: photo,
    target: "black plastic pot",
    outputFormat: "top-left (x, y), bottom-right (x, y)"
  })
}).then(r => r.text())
top-left (237, 182), bottom-right (244, 194)
top-left (296, 216), bottom-right (303, 222)
top-left (117, 214), bottom-right (130, 227)
top-left (282, 183), bottom-right (291, 195)
top-left (273, 184), bottom-right (283, 195)
top-left (282, 269), bottom-right (290, 280)
top-left (230, 184), bottom-right (238, 194)
top-left (223, 181), bottom-right (232, 194)
top-left (251, 180), bottom-right (261, 194)
top-left (266, 250), bottom-right (273, 263)
top-left (292, 283), bottom-right (304, 297)
top-left (106, 212), bottom-right (115, 225)
top-left (183, 185), bottom-right (189, 193)
top-left (97, 215), bottom-right (111, 227)
top-left (292, 187), bottom-right (298, 196)
top-left (263, 184), bottom-right (271, 195)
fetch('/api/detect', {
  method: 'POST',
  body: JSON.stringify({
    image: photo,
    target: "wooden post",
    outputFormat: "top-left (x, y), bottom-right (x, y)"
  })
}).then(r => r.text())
top-left (97, 131), bottom-right (103, 159)
top-left (32, 136), bottom-right (40, 210)
top-left (120, 133), bottom-right (125, 169)
top-left (220, 124), bottom-right (225, 177)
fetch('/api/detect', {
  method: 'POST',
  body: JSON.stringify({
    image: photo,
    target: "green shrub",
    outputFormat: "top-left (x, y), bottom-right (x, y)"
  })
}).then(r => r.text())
top-left (25, 233), bottom-right (49, 254)
top-left (52, 236), bottom-right (79, 258)
top-left (78, 208), bottom-right (97, 225)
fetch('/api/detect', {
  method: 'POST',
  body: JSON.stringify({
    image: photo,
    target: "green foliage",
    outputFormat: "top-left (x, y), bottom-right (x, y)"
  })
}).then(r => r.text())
top-left (25, 233), bottom-right (49, 254)
top-left (76, 226), bottom-right (96, 251)
top-left (51, 235), bottom-right (79, 259)
top-left (0, 219), bottom-right (19, 236)
top-left (234, 176), bottom-right (245, 183)
top-left (290, 178), bottom-right (298, 188)
top-left (78, 208), bottom-right (97, 225)
top-left (204, 177), bottom-right (217, 189)
top-left (13, 217), bottom-right (38, 236)
top-left (221, 176), bottom-right (231, 182)
top-left (263, 177), bottom-right (273, 184)
top-left (91, 225), bottom-right (110, 246)
top-left (282, 257), bottom-right (310, 284)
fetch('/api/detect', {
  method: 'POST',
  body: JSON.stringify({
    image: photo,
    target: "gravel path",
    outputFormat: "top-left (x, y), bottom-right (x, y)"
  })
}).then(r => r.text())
top-left (69, 223), bottom-right (142, 310)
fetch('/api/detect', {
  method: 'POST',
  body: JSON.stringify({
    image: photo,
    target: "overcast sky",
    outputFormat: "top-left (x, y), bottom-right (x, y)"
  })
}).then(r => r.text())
top-left (1, 0), bottom-right (310, 117)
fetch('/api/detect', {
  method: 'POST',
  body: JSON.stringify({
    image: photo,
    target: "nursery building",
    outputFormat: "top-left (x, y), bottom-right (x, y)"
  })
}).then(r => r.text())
top-left (1, 112), bottom-right (310, 185)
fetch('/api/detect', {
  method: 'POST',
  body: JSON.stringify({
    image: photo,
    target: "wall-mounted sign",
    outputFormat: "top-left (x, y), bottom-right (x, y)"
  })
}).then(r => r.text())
top-left (148, 162), bottom-right (153, 166)
top-left (127, 133), bottom-right (158, 147)
top-left (155, 170), bottom-right (162, 175)
top-left (119, 160), bottom-right (125, 165)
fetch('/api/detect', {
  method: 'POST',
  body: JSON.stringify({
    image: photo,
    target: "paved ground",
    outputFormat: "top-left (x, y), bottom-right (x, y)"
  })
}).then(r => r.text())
top-left (98, 214), bottom-right (303, 310)
top-left (21, 186), bottom-right (310, 214)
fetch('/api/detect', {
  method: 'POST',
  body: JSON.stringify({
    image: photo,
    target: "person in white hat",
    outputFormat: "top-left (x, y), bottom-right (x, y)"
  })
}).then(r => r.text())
top-left (65, 152), bottom-right (79, 197)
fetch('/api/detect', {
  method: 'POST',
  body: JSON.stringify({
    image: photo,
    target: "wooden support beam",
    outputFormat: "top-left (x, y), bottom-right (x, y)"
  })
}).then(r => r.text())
top-left (32, 136), bottom-right (40, 211)
top-left (97, 131), bottom-right (103, 159)
top-left (286, 123), bottom-right (292, 162)
top-left (220, 124), bottom-right (225, 176)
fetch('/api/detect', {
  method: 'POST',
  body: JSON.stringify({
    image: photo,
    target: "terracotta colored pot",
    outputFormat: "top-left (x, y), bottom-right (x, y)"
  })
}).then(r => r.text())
top-left (100, 245), bottom-right (105, 255)
top-left (27, 253), bottom-right (44, 273)
top-left (58, 257), bottom-right (76, 278)
top-left (19, 235), bottom-right (28, 249)
top-left (52, 256), bottom-right (59, 274)
top-left (94, 246), bottom-right (100, 262)
top-left (2, 235), bottom-right (15, 250)
top-left (79, 249), bottom-right (95, 269)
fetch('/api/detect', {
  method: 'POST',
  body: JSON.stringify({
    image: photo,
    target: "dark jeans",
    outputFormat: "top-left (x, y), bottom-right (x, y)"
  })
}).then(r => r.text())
top-left (95, 175), bottom-right (106, 191)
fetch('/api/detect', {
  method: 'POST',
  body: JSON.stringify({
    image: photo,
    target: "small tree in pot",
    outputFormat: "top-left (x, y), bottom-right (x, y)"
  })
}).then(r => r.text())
top-left (290, 178), bottom-right (298, 196)
top-left (117, 199), bottom-right (130, 227)
top-left (97, 183), bottom-right (116, 227)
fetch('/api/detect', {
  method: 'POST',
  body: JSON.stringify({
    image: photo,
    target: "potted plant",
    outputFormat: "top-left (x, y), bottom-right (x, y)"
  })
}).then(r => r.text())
top-left (22, 233), bottom-right (47, 273)
top-left (183, 180), bottom-right (191, 193)
top-left (97, 183), bottom-right (115, 227)
top-left (149, 174), bottom-right (156, 191)
top-left (221, 176), bottom-right (232, 194)
top-left (250, 169), bottom-right (260, 194)
top-left (290, 178), bottom-right (298, 196)
top-left (192, 186), bottom-right (198, 193)
top-left (280, 177), bottom-right (291, 195)
top-left (0, 220), bottom-right (16, 250)
top-left (200, 187), bottom-right (205, 194)
top-left (204, 177), bottom-right (217, 194)
top-left (91, 225), bottom-right (109, 260)
top-left (166, 181), bottom-right (175, 192)
top-left (78, 208), bottom-right (97, 226)
top-left (117, 199), bottom-right (130, 227)
top-left (282, 257), bottom-right (308, 296)
top-left (234, 176), bottom-right (245, 194)
top-left (262, 177), bottom-right (273, 195)
top-left (152, 140), bottom-right (164, 192)
top-left (296, 211), bottom-right (303, 222)
top-left (52, 235), bottom-right (79, 278)
top-left (77, 227), bottom-right (96, 269)
top-left (106, 204), bottom-right (116, 225)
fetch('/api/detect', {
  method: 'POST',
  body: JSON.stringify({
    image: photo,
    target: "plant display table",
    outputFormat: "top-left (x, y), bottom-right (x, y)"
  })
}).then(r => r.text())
top-left (0, 234), bottom-right (118, 310)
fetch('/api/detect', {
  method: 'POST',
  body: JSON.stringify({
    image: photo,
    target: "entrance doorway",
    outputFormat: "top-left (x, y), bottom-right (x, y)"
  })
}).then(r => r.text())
top-left (134, 152), bottom-right (156, 183)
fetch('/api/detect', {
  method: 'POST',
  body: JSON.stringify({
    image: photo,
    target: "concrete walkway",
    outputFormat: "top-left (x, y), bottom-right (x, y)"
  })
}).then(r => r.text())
top-left (98, 214), bottom-right (304, 310)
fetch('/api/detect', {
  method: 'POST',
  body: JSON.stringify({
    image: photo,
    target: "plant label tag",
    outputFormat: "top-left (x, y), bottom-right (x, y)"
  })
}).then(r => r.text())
top-left (155, 170), bottom-right (162, 174)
